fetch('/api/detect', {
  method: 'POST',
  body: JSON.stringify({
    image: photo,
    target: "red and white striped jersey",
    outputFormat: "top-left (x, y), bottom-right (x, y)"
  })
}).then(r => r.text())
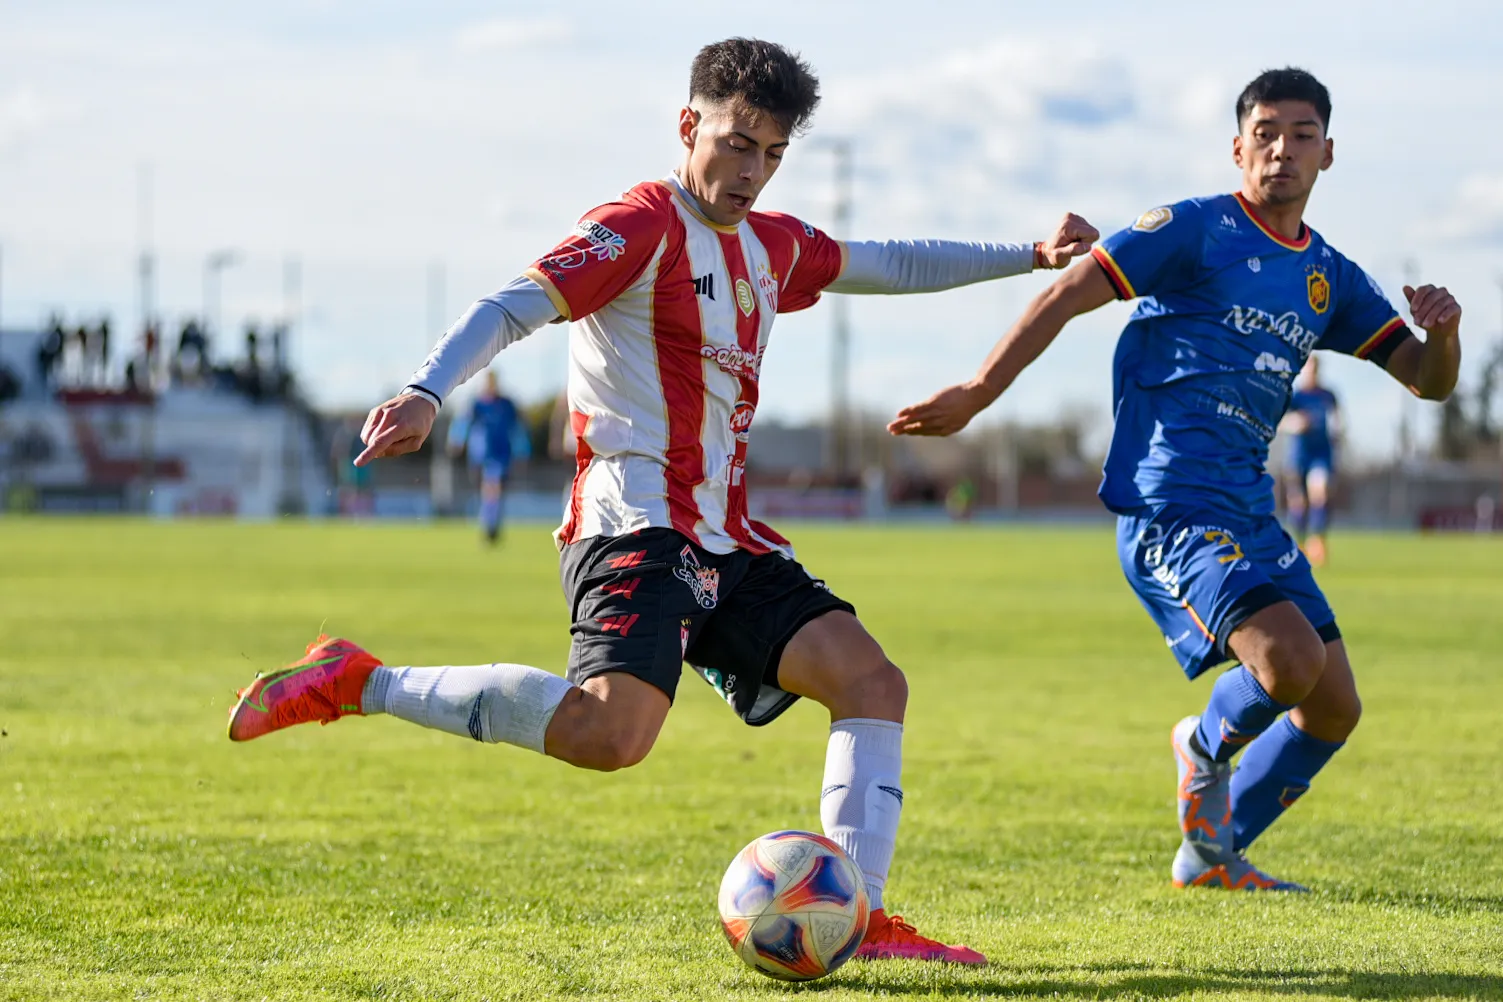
top-left (523, 173), bottom-right (845, 556)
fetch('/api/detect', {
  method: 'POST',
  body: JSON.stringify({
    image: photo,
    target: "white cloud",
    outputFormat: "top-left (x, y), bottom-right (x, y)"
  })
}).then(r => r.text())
top-left (1431, 173), bottom-right (1503, 245)
top-left (454, 17), bottom-right (573, 53)
top-left (0, 86), bottom-right (49, 149)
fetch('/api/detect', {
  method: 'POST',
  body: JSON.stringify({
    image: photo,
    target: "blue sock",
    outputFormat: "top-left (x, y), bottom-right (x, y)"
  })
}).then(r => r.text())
top-left (481, 498), bottom-right (502, 537)
top-left (1194, 666), bottom-right (1292, 763)
top-left (1308, 504), bottom-right (1328, 535)
top-left (1231, 714), bottom-right (1343, 851)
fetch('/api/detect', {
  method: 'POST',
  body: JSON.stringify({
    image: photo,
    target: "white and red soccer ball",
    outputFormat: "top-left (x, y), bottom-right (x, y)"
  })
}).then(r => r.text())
top-left (717, 830), bottom-right (869, 981)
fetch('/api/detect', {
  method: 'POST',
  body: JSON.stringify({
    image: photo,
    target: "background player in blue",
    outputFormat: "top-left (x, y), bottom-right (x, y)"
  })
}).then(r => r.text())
top-left (889, 69), bottom-right (1463, 890)
top-left (448, 369), bottom-right (528, 544)
top-left (1280, 355), bottom-right (1340, 566)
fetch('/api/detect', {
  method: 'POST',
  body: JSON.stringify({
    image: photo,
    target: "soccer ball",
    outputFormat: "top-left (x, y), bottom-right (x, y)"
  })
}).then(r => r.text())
top-left (717, 830), bottom-right (869, 981)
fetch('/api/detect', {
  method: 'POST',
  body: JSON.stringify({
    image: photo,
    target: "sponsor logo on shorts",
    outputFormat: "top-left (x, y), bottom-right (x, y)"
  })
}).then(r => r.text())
top-left (1152, 562), bottom-right (1182, 599)
top-left (1278, 545), bottom-right (1301, 570)
top-left (700, 666), bottom-right (737, 705)
top-left (601, 577), bottom-right (641, 601)
top-left (701, 343), bottom-right (764, 381)
top-left (596, 613), bottom-right (640, 636)
top-left (607, 549), bottom-right (647, 570)
top-left (680, 618), bottom-right (691, 656)
top-left (674, 546), bottom-right (720, 609)
top-left (1165, 629), bottom-right (1193, 648)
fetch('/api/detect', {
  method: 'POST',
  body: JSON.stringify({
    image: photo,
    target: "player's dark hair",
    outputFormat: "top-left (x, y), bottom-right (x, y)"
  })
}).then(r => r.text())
top-left (1237, 68), bottom-right (1332, 131)
top-left (689, 38), bottom-right (821, 137)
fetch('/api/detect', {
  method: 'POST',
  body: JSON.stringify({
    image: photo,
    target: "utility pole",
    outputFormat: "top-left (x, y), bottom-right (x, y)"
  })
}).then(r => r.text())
top-left (136, 164), bottom-right (156, 346)
top-left (203, 249), bottom-right (242, 350)
top-left (820, 139), bottom-right (854, 481)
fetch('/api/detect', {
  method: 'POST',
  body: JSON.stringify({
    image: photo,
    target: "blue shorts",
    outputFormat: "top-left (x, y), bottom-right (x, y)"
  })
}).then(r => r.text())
top-left (1116, 504), bottom-right (1340, 679)
top-left (481, 458), bottom-right (511, 483)
top-left (1287, 447), bottom-right (1333, 481)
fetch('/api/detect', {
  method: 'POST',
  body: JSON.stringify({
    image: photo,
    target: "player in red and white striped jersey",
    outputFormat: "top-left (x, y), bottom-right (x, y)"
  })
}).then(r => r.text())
top-left (228, 38), bottom-right (1096, 966)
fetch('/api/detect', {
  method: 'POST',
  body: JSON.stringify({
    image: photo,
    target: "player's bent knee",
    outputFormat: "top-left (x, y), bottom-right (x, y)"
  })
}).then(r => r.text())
top-left (1267, 631), bottom-right (1327, 703)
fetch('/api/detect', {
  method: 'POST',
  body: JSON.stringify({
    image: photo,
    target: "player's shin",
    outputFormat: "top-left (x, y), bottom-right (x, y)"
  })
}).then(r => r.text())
top-left (1230, 714), bottom-right (1343, 850)
top-left (1193, 666), bottom-right (1293, 762)
top-left (819, 718), bottom-right (903, 911)
top-left (361, 663), bottom-right (574, 752)
top-left (1308, 503), bottom-right (1328, 538)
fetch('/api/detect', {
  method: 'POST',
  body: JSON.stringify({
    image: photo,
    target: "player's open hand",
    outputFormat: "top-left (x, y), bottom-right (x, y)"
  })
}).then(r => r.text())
top-left (1037, 213), bottom-right (1100, 269)
top-left (1403, 284), bottom-right (1462, 339)
top-left (887, 382), bottom-right (991, 437)
top-left (355, 392), bottom-right (437, 466)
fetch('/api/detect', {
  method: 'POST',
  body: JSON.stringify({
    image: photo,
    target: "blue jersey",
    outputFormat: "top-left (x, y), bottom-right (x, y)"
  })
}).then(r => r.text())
top-left (1092, 193), bottom-right (1407, 518)
top-left (467, 396), bottom-right (522, 464)
top-left (1288, 386), bottom-right (1338, 458)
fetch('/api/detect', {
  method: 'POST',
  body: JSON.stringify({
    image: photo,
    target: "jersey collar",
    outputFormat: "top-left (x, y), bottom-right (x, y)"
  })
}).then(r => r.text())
top-left (1234, 192), bottom-right (1311, 252)
top-left (661, 172), bottom-right (741, 234)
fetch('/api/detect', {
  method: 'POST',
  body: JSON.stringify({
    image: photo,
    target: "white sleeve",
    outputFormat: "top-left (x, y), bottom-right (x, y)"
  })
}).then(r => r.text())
top-left (404, 275), bottom-right (561, 406)
top-left (826, 239), bottom-right (1035, 295)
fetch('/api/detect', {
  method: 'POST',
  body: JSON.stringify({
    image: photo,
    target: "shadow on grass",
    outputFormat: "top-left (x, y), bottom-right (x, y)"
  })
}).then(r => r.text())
top-left (813, 963), bottom-right (1503, 999)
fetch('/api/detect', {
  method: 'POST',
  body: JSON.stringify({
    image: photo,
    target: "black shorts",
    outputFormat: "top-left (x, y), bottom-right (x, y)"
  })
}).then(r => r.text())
top-left (559, 528), bottom-right (855, 727)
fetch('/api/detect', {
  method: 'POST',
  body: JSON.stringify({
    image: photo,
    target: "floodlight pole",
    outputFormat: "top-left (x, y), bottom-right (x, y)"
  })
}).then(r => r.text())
top-left (203, 248), bottom-right (242, 348)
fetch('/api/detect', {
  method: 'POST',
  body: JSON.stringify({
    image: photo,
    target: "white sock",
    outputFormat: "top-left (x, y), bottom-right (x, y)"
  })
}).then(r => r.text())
top-left (819, 717), bottom-right (903, 912)
top-left (361, 663), bottom-right (574, 754)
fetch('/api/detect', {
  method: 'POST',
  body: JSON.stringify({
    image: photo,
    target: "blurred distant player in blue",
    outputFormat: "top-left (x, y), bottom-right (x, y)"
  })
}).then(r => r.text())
top-left (449, 369), bottom-right (529, 543)
top-left (1281, 355), bottom-right (1340, 566)
top-left (891, 69), bottom-right (1463, 890)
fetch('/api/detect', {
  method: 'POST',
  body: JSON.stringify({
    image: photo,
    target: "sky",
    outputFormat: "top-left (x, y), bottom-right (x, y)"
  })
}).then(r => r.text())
top-left (3, 0), bottom-right (1502, 460)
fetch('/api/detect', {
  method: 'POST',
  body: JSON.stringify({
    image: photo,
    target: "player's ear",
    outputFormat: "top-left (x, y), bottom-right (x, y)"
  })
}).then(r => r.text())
top-left (1232, 134), bottom-right (1244, 168)
top-left (1320, 137), bottom-right (1334, 171)
top-left (678, 106), bottom-right (699, 151)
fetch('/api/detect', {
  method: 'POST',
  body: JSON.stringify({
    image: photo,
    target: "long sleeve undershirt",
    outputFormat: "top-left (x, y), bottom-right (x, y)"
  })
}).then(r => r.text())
top-left (405, 238), bottom-right (1037, 405)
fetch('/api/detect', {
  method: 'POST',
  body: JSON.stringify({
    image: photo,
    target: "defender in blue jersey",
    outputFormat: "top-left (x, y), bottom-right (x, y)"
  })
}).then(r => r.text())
top-left (448, 369), bottom-right (528, 543)
top-left (891, 69), bottom-right (1463, 890)
top-left (1280, 355), bottom-right (1340, 566)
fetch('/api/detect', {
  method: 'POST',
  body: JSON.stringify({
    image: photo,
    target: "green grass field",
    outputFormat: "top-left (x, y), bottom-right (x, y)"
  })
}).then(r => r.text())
top-left (2, 519), bottom-right (1501, 1001)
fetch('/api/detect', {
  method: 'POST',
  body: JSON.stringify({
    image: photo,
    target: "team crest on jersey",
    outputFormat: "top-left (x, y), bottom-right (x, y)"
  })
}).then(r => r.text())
top-left (1133, 206), bottom-right (1173, 233)
top-left (756, 263), bottom-right (779, 312)
top-left (1306, 266), bottom-right (1331, 315)
top-left (734, 278), bottom-right (756, 317)
top-left (674, 546), bottom-right (720, 609)
top-left (1247, 257), bottom-right (1261, 273)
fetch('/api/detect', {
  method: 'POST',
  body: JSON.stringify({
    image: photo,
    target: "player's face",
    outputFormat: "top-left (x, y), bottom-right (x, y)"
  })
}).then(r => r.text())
top-left (678, 99), bottom-right (789, 226)
top-left (1233, 101), bottom-right (1333, 205)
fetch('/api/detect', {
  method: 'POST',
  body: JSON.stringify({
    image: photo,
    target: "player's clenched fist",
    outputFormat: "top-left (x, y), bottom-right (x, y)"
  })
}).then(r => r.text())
top-left (355, 391), bottom-right (437, 466)
top-left (1036, 213), bottom-right (1100, 269)
top-left (1403, 284), bottom-right (1462, 339)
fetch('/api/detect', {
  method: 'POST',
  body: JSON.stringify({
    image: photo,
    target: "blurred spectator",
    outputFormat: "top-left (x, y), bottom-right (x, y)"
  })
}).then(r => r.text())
top-left (330, 416), bottom-right (374, 516)
top-left (95, 318), bottom-right (111, 385)
top-left (175, 319), bottom-right (209, 383)
top-left (36, 316), bottom-right (64, 392)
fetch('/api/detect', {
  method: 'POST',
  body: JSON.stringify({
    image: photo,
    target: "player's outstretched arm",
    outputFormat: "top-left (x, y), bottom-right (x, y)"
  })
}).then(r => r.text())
top-left (828, 214), bottom-right (1098, 295)
top-left (354, 276), bottom-right (562, 466)
top-left (887, 258), bottom-right (1116, 437)
top-left (1382, 284), bottom-right (1462, 401)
